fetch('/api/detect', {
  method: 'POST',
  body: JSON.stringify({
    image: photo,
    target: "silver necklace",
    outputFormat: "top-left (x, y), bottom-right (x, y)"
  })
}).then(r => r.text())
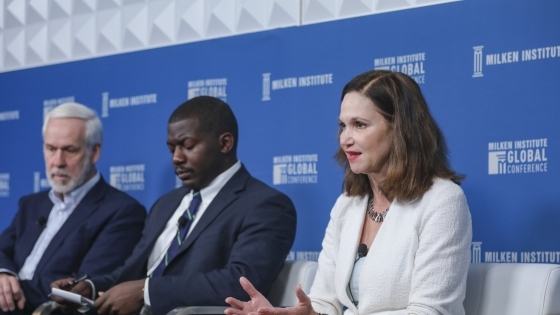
top-left (366, 195), bottom-right (389, 222)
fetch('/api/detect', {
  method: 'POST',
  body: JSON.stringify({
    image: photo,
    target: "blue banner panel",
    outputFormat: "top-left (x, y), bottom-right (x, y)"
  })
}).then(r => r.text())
top-left (1, 1), bottom-right (559, 262)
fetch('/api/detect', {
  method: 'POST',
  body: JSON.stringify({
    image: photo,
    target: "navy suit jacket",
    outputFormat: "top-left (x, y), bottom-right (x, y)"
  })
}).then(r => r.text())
top-left (91, 165), bottom-right (297, 315)
top-left (0, 176), bottom-right (146, 309)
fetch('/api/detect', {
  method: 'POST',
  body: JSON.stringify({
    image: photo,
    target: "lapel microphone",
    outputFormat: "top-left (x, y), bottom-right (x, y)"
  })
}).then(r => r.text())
top-left (349, 243), bottom-right (368, 306)
top-left (177, 216), bottom-right (187, 227)
top-left (357, 243), bottom-right (368, 258)
top-left (37, 216), bottom-right (48, 228)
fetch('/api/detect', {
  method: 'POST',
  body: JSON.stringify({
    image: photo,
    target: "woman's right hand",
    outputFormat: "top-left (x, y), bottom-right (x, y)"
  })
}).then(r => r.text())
top-left (225, 277), bottom-right (316, 315)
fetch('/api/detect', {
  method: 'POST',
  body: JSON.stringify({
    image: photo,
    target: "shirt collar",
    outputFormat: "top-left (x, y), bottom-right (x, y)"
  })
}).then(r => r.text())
top-left (49, 171), bottom-right (101, 209)
top-left (198, 161), bottom-right (241, 203)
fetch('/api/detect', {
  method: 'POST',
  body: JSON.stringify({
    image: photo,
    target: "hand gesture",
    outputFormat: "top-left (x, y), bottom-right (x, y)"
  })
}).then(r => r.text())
top-left (0, 273), bottom-right (25, 312)
top-left (225, 277), bottom-right (316, 315)
top-left (225, 277), bottom-right (273, 315)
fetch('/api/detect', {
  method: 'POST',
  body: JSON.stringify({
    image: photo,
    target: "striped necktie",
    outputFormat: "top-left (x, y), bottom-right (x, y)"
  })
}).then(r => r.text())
top-left (152, 191), bottom-right (202, 277)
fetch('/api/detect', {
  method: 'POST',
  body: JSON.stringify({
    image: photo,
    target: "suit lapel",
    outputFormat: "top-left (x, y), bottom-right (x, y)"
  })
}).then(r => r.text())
top-left (19, 195), bottom-right (53, 260)
top-left (336, 196), bottom-right (367, 313)
top-left (34, 177), bottom-right (109, 275)
top-left (170, 166), bottom-right (249, 263)
top-left (143, 187), bottom-right (189, 260)
top-left (117, 186), bottom-right (188, 282)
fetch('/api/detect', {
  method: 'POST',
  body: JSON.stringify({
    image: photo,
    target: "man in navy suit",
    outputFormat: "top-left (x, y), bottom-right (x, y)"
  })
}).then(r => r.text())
top-left (53, 96), bottom-right (297, 315)
top-left (0, 102), bottom-right (146, 314)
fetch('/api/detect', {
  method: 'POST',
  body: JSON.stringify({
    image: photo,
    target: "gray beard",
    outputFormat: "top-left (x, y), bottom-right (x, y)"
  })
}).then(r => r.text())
top-left (47, 153), bottom-right (93, 195)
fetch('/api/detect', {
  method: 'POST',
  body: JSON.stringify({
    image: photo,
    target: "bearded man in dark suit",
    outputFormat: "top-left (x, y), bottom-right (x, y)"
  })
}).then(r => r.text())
top-left (0, 102), bottom-right (146, 314)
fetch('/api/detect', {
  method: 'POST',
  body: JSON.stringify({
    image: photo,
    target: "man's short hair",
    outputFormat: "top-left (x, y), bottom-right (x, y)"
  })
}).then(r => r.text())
top-left (42, 102), bottom-right (103, 150)
top-left (169, 96), bottom-right (239, 152)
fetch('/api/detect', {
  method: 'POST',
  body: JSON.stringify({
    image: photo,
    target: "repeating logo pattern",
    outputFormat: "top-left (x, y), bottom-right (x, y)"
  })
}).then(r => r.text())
top-left (262, 73), bottom-right (333, 101)
top-left (188, 78), bottom-right (227, 101)
top-left (109, 164), bottom-right (145, 191)
top-left (0, 173), bottom-right (9, 197)
top-left (272, 154), bottom-right (318, 185)
top-left (43, 96), bottom-right (75, 120)
top-left (101, 92), bottom-right (157, 118)
top-left (488, 138), bottom-right (548, 175)
top-left (0, 110), bottom-right (19, 122)
top-left (374, 52), bottom-right (426, 84)
top-left (473, 242), bottom-right (560, 264)
top-left (473, 44), bottom-right (560, 78)
top-left (286, 250), bottom-right (320, 261)
top-left (262, 73), bottom-right (271, 101)
top-left (472, 46), bottom-right (484, 77)
top-left (33, 172), bottom-right (50, 193)
top-left (471, 242), bottom-right (482, 263)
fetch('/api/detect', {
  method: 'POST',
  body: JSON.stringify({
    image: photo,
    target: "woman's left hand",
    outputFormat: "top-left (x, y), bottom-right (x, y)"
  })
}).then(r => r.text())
top-left (225, 277), bottom-right (273, 315)
top-left (225, 277), bottom-right (316, 315)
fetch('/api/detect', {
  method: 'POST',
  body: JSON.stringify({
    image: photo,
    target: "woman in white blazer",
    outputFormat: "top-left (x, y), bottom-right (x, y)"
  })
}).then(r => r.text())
top-left (225, 70), bottom-right (472, 315)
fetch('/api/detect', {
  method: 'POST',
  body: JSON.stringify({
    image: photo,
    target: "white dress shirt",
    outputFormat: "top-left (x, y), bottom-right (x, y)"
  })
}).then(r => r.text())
top-left (16, 172), bottom-right (100, 280)
top-left (144, 161), bottom-right (241, 305)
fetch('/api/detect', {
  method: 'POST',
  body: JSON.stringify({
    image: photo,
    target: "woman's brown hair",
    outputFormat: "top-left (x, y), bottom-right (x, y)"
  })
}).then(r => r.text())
top-left (334, 70), bottom-right (463, 201)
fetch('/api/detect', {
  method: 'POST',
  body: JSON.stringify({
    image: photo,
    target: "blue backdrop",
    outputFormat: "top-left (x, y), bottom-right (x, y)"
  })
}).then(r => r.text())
top-left (1, 0), bottom-right (559, 263)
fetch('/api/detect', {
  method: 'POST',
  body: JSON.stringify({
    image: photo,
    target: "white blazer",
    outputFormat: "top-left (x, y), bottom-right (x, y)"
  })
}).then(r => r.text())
top-left (308, 178), bottom-right (472, 315)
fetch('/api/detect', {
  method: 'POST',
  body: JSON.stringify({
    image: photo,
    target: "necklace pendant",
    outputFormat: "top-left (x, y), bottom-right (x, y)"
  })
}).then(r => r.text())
top-left (367, 196), bottom-right (389, 222)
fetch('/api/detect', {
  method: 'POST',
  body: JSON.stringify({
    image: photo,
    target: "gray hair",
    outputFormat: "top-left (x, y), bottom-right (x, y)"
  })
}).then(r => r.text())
top-left (42, 102), bottom-right (103, 149)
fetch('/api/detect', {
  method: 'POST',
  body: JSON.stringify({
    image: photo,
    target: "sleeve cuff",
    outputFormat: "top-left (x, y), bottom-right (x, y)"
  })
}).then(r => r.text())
top-left (0, 269), bottom-right (19, 280)
top-left (84, 279), bottom-right (96, 300)
top-left (77, 279), bottom-right (96, 313)
top-left (144, 278), bottom-right (151, 306)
